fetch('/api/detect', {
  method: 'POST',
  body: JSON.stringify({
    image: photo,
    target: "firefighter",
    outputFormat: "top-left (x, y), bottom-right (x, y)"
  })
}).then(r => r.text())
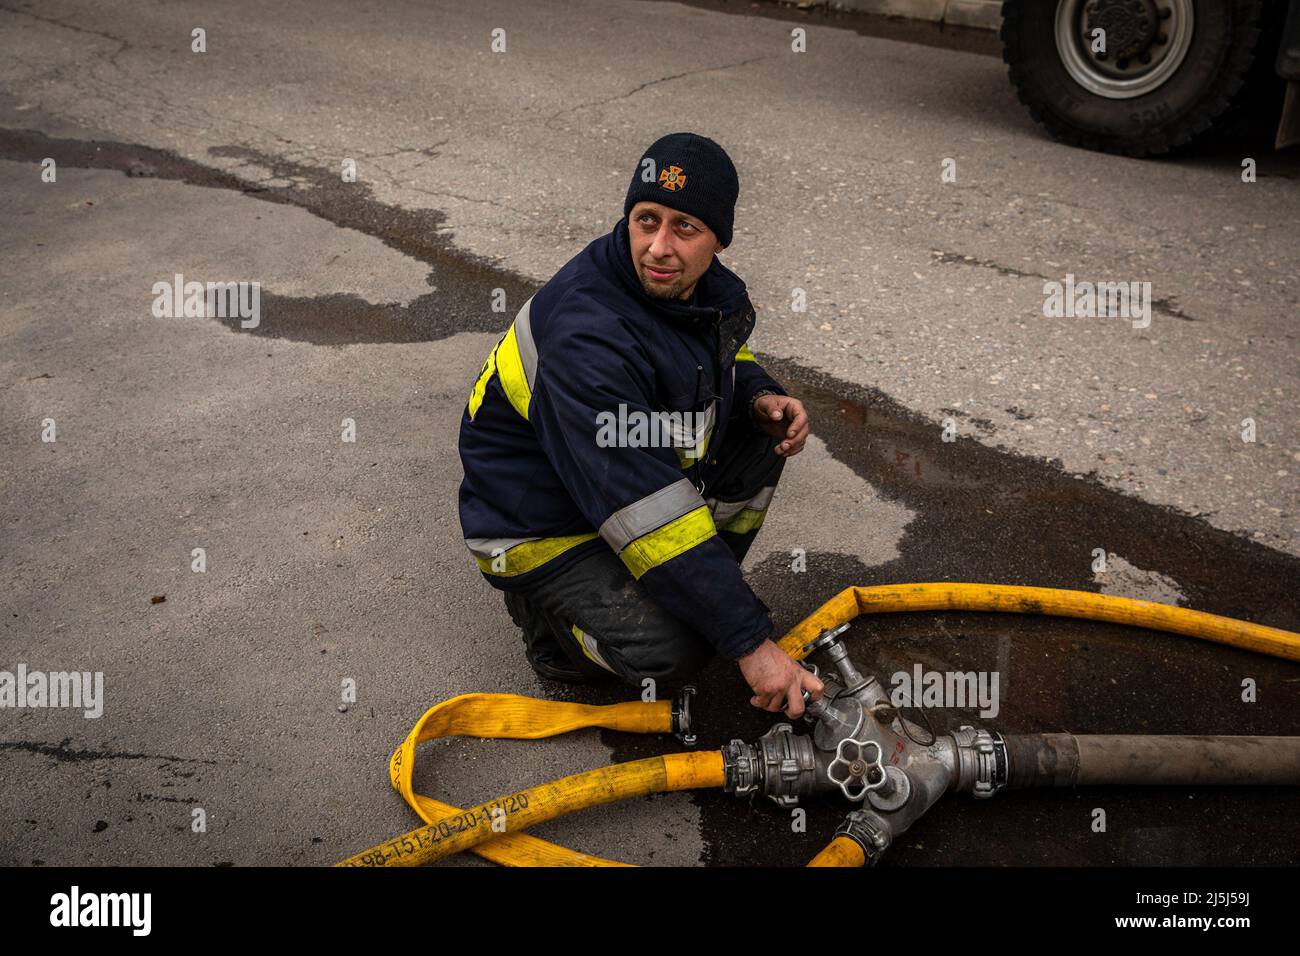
top-left (458, 132), bottom-right (823, 718)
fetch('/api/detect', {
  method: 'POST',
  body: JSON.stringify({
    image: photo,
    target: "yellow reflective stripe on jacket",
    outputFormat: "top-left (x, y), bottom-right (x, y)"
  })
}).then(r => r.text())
top-left (467, 342), bottom-right (500, 420)
top-left (710, 487), bottom-right (776, 532)
top-left (466, 296), bottom-right (537, 422)
top-left (619, 505), bottom-right (717, 579)
top-left (600, 478), bottom-right (704, 552)
top-left (719, 506), bottom-right (768, 535)
top-left (735, 343), bottom-right (758, 362)
top-left (473, 532), bottom-right (599, 577)
top-left (668, 401), bottom-right (716, 468)
top-left (674, 429), bottom-right (712, 468)
top-left (496, 322), bottom-right (533, 420)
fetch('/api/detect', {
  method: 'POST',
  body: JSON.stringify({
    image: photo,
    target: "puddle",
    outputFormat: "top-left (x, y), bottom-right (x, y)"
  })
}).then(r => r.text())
top-left (220, 290), bottom-right (505, 344)
top-left (0, 129), bottom-right (536, 344)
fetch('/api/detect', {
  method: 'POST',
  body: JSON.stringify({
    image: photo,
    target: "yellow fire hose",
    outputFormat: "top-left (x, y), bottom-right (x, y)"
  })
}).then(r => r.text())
top-left (340, 583), bottom-right (1300, 867)
top-left (339, 749), bottom-right (724, 867)
top-left (355, 693), bottom-right (682, 866)
top-left (776, 583), bottom-right (1300, 663)
top-left (808, 836), bottom-right (867, 867)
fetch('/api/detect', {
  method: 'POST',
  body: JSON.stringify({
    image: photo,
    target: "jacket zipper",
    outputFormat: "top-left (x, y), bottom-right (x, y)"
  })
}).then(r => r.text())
top-left (699, 310), bottom-right (725, 494)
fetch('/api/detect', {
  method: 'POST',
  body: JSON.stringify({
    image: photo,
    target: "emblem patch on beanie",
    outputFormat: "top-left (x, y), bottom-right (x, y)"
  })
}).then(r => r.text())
top-left (658, 165), bottom-right (687, 192)
top-left (625, 133), bottom-right (735, 246)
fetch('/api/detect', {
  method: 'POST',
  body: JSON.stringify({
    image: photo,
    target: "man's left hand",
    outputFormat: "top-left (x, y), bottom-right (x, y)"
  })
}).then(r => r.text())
top-left (752, 394), bottom-right (809, 457)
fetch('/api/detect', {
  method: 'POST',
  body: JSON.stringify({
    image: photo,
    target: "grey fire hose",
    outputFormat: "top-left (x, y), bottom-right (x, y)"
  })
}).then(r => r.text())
top-left (1003, 734), bottom-right (1300, 788)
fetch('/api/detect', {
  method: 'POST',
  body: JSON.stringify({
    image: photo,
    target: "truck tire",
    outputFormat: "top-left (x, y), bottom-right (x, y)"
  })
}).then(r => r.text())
top-left (1000, 0), bottom-right (1275, 156)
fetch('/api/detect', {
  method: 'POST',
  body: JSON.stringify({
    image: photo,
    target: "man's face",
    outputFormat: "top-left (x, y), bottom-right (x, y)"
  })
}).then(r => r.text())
top-left (628, 201), bottom-right (722, 301)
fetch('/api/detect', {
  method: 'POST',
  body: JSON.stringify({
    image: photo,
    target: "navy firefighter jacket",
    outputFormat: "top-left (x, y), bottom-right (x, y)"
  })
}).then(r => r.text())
top-left (456, 215), bottom-right (788, 660)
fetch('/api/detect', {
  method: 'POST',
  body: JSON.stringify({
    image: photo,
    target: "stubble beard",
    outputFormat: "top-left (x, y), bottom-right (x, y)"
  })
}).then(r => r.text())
top-left (638, 265), bottom-right (693, 301)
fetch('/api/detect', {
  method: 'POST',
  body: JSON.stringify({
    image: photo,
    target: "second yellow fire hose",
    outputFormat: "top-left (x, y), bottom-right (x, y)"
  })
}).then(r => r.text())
top-left (775, 583), bottom-right (1300, 663)
top-left (370, 693), bottom-right (680, 867)
top-left (339, 744), bottom-right (723, 867)
top-left (340, 582), bottom-right (1300, 867)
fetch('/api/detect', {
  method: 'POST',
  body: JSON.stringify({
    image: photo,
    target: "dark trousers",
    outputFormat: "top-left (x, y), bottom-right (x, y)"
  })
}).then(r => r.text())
top-left (503, 417), bottom-right (785, 686)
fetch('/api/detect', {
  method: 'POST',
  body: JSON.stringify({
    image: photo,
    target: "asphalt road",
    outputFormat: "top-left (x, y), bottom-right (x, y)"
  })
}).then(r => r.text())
top-left (1, 0), bottom-right (1297, 867)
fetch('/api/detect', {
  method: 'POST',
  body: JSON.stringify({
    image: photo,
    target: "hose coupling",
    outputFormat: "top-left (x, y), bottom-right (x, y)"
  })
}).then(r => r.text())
top-left (672, 685), bottom-right (696, 746)
top-left (951, 725), bottom-right (1008, 798)
top-left (835, 808), bottom-right (892, 865)
top-left (722, 739), bottom-right (759, 797)
top-left (722, 723), bottom-right (819, 807)
top-left (802, 622), bottom-right (851, 656)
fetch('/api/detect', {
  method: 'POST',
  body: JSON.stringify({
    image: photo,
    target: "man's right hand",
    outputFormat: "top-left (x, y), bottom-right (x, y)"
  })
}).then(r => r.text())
top-left (738, 639), bottom-right (824, 718)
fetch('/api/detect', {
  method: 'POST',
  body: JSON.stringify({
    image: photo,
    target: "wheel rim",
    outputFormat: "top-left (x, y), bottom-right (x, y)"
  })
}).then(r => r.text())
top-left (1055, 0), bottom-right (1194, 100)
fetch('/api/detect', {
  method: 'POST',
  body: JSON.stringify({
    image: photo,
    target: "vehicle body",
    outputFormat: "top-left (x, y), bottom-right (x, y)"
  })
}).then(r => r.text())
top-left (1001, 0), bottom-right (1300, 155)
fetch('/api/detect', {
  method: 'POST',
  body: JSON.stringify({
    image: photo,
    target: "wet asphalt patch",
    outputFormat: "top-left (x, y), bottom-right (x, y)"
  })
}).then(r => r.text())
top-left (588, 361), bottom-right (1300, 866)
top-left (4, 124), bottom-right (1296, 866)
top-left (0, 129), bottom-right (532, 342)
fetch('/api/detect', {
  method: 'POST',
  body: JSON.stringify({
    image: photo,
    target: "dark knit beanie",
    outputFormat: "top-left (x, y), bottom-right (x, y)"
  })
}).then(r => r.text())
top-left (623, 132), bottom-right (739, 248)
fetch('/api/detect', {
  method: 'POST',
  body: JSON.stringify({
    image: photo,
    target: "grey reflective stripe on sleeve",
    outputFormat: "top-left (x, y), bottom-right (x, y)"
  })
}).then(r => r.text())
top-left (514, 295), bottom-right (538, 389)
top-left (708, 485), bottom-right (776, 526)
top-left (665, 401), bottom-right (716, 449)
top-left (598, 478), bottom-right (706, 553)
top-left (465, 535), bottom-right (536, 559)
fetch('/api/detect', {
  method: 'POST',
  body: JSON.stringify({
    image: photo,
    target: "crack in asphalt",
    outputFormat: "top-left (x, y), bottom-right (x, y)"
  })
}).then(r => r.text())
top-left (931, 251), bottom-right (1197, 321)
top-left (543, 53), bottom-right (782, 128)
top-left (0, 3), bottom-right (134, 59)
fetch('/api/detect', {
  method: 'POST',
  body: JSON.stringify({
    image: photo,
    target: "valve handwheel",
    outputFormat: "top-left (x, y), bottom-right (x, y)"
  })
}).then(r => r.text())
top-left (827, 736), bottom-right (887, 802)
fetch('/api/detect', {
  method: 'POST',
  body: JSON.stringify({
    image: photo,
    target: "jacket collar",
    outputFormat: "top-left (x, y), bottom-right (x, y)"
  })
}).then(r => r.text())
top-left (598, 216), bottom-right (753, 326)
